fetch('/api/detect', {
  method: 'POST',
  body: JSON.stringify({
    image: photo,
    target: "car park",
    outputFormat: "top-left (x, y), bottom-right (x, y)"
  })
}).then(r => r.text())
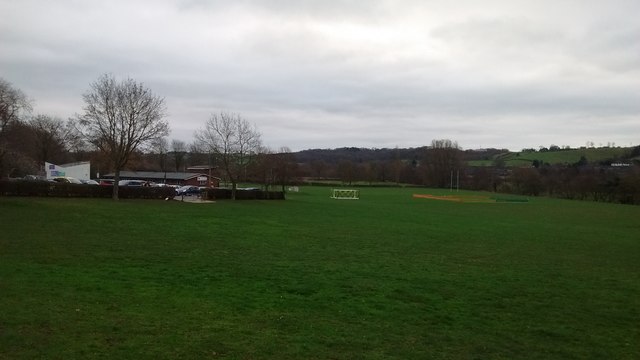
top-left (23, 175), bottom-right (46, 181)
top-left (118, 180), bottom-right (148, 187)
top-left (52, 176), bottom-right (83, 184)
top-left (99, 179), bottom-right (114, 186)
top-left (176, 185), bottom-right (202, 196)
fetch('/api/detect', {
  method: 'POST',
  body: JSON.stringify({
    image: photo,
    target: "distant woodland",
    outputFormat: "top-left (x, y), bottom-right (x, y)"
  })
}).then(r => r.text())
top-left (2, 78), bottom-right (639, 204)
top-left (4, 124), bottom-right (639, 204)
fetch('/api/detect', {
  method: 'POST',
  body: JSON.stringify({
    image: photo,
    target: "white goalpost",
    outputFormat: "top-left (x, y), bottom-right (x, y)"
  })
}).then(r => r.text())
top-left (331, 189), bottom-right (360, 200)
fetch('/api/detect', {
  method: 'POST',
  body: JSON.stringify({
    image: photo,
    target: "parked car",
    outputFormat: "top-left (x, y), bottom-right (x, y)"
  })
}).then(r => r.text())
top-left (176, 185), bottom-right (202, 196)
top-left (99, 179), bottom-right (114, 186)
top-left (118, 180), bottom-right (148, 187)
top-left (81, 179), bottom-right (99, 185)
top-left (51, 176), bottom-right (83, 184)
top-left (23, 175), bottom-right (46, 181)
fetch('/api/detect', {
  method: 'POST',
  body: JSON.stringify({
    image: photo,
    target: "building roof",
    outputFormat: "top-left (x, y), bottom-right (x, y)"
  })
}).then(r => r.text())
top-left (59, 161), bottom-right (91, 167)
top-left (103, 171), bottom-right (220, 181)
top-left (187, 165), bottom-right (218, 171)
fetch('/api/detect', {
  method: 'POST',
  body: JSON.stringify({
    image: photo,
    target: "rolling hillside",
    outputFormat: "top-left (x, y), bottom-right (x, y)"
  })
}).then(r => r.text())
top-left (468, 146), bottom-right (637, 167)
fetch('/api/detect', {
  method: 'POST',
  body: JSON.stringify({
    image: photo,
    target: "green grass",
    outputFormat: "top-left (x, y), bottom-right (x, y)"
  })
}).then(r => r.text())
top-left (468, 147), bottom-right (632, 167)
top-left (1, 188), bottom-right (639, 359)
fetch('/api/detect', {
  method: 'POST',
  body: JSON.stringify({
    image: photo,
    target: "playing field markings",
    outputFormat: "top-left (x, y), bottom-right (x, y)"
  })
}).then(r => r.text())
top-left (413, 194), bottom-right (529, 203)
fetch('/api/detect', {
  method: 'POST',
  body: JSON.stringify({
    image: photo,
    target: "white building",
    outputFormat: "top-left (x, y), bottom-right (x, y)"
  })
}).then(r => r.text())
top-left (45, 161), bottom-right (91, 181)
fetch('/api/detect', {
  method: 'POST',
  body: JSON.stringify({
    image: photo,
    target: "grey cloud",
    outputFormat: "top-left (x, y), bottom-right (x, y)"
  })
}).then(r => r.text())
top-left (1, 0), bottom-right (639, 151)
top-left (177, 0), bottom-right (388, 20)
top-left (577, 26), bottom-right (640, 73)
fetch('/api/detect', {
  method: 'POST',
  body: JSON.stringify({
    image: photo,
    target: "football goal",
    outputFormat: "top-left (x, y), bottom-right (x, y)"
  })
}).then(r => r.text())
top-left (331, 189), bottom-right (359, 200)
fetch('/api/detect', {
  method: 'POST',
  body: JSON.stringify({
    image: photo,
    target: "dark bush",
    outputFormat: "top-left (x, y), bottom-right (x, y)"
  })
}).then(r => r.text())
top-left (202, 188), bottom-right (284, 200)
top-left (0, 180), bottom-right (176, 199)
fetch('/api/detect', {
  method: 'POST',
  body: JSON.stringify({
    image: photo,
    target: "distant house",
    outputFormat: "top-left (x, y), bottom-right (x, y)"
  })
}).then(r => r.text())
top-left (45, 161), bottom-right (91, 181)
top-left (103, 171), bottom-right (220, 187)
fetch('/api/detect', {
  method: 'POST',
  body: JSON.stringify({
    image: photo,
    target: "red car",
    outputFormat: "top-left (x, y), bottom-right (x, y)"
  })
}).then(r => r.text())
top-left (99, 179), bottom-right (114, 186)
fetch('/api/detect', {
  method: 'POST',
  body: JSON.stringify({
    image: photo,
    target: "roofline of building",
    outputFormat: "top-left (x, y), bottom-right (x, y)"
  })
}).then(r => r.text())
top-left (102, 171), bottom-right (221, 181)
top-left (45, 161), bottom-right (91, 167)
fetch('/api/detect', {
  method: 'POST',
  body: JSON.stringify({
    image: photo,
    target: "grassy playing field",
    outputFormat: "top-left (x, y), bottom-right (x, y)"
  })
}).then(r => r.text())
top-left (1, 188), bottom-right (639, 359)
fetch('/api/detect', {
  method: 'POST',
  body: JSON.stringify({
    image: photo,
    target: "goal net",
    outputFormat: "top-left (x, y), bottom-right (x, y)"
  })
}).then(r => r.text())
top-left (331, 189), bottom-right (359, 200)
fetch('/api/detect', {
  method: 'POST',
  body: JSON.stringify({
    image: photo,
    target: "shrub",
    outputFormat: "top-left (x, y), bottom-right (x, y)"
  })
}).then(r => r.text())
top-left (201, 188), bottom-right (284, 200)
top-left (0, 180), bottom-right (176, 199)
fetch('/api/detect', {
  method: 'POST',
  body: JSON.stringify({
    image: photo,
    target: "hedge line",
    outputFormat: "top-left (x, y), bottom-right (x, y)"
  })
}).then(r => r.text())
top-left (0, 181), bottom-right (285, 200)
top-left (202, 188), bottom-right (285, 200)
top-left (0, 180), bottom-right (175, 199)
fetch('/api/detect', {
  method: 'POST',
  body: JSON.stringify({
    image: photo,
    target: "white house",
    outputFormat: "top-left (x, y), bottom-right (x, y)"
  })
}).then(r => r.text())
top-left (45, 161), bottom-right (91, 181)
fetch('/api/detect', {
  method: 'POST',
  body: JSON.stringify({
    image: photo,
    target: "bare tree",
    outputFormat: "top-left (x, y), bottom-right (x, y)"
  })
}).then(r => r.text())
top-left (310, 159), bottom-right (328, 179)
top-left (0, 79), bottom-right (31, 134)
top-left (1, 121), bottom-right (39, 177)
top-left (337, 159), bottom-right (356, 185)
top-left (423, 139), bottom-right (463, 188)
top-left (195, 112), bottom-right (262, 200)
top-left (253, 147), bottom-right (276, 192)
top-left (28, 115), bottom-right (71, 164)
top-left (187, 141), bottom-right (208, 167)
top-left (171, 139), bottom-right (187, 171)
top-left (389, 147), bottom-right (403, 184)
top-left (152, 137), bottom-right (169, 173)
top-left (76, 74), bottom-right (169, 199)
top-left (0, 79), bottom-right (32, 177)
top-left (63, 119), bottom-right (87, 158)
top-left (273, 146), bottom-right (296, 192)
top-left (249, 146), bottom-right (296, 195)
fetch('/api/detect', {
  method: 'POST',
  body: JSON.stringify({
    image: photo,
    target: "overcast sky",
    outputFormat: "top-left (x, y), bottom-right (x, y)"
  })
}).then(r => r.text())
top-left (1, 0), bottom-right (638, 151)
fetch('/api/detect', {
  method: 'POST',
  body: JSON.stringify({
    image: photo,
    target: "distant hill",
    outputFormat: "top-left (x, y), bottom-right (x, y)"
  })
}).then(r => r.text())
top-left (293, 145), bottom-right (640, 167)
top-left (293, 147), bottom-right (426, 165)
top-left (468, 146), bottom-right (638, 167)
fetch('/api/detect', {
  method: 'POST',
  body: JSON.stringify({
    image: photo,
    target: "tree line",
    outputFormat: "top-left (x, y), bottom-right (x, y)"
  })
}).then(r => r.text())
top-left (290, 142), bottom-right (640, 205)
top-left (0, 74), bottom-right (276, 200)
top-left (2, 74), bottom-right (638, 204)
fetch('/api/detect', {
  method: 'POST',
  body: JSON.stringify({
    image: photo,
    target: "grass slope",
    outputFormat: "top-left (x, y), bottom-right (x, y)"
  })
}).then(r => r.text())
top-left (1, 189), bottom-right (639, 359)
top-left (468, 147), bottom-right (632, 167)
